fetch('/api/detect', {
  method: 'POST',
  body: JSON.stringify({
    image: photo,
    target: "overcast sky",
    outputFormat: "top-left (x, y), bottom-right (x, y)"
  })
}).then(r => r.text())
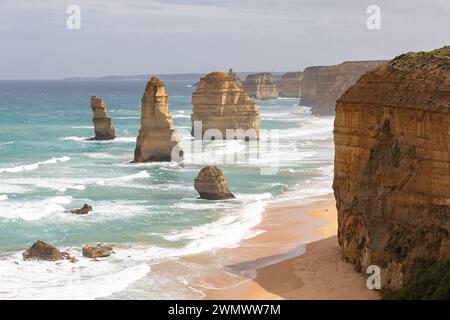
top-left (0, 0), bottom-right (449, 79)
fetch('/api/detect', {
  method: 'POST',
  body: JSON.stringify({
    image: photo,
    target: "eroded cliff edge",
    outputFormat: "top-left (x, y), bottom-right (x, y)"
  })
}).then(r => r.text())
top-left (301, 61), bottom-right (386, 115)
top-left (333, 46), bottom-right (450, 289)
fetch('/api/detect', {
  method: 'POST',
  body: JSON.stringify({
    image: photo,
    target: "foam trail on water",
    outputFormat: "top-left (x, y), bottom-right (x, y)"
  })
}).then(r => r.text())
top-left (0, 157), bottom-right (71, 174)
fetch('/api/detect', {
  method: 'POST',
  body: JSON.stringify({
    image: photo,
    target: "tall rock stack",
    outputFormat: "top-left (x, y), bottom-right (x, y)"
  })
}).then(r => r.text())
top-left (278, 72), bottom-right (303, 97)
top-left (133, 76), bottom-right (182, 162)
top-left (242, 73), bottom-right (278, 99)
top-left (333, 47), bottom-right (450, 289)
top-left (91, 96), bottom-right (116, 140)
top-left (191, 71), bottom-right (260, 140)
top-left (300, 60), bottom-right (387, 115)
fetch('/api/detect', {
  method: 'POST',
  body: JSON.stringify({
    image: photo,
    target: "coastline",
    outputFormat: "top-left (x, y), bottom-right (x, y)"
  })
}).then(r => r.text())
top-left (199, 194), bottom-right (379, 300)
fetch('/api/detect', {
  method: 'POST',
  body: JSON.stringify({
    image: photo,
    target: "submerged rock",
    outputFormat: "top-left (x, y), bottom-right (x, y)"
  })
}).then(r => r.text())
top-left (191, 71), bottom-right (260, 140)
top-left (69, 204), bottom-right (93, 215)
top-left (194, 166), bottom-right (235, 200)
top-left (22, 241), bottom-right (65, 261)
top-left (82, 244), bottom-right (114, 258)
top-left (91, 96), bottom-right (116, 140)
top-left (133, 76), bottom-right (182, 162)
top-left (333, 46), bottom-right (450, 289)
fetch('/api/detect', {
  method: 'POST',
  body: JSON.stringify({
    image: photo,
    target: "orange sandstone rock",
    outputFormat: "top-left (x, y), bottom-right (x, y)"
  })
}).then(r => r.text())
top-left (333, 46), bottom-right (450, 289)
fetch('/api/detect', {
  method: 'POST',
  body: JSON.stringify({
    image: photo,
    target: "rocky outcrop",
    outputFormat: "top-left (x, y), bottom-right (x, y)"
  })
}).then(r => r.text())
top-left (23, 241), bottom-right (78, 262)
top-left (243, 73), bottom-right (278, 99)
top-left (22, 241), bottom-right (64, 261)
top-left (194, 166), bottom-right (235, 200)
top-left (300, 61), bottom-right (387, 115)
top-left (278, 72), bottom-right (303, 97)
top-left (82, 244), bottom-right (114, 258)
top-left (69, 204), bottom-right (92, 215)
top-left (228, 68), bottom-right (239, 81)
top-left (133, 76), bottom-right (182, 162)
top-left (191, 71), bottom-right (260, 140)
top-left (333, 46), bottom-right (450, 289)
top-left (91, 96), bottom-right (116, 140)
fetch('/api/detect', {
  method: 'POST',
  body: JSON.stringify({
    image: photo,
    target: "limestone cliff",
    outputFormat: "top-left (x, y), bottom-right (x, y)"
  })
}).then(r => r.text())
top-left (91, 96), bottom-right (116, 140)
top-left (301, 61), bottom-right (386, 115)
top-left (279, 72), bottom-right (303, 97)
top-left (133, 76), bottom-right (182, 162)
top-left (333, 46), bottom-right (450, 289)
top-left (242, 72), bottom-right (278, 99)
top-left (191, 71), bottom-right (260, 140)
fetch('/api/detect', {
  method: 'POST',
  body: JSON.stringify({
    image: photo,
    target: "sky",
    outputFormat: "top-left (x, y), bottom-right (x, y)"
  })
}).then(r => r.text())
top-left (0, 0), bottom-right (449, 79)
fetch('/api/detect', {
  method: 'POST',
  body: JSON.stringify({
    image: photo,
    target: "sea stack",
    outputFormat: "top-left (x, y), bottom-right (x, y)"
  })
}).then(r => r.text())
top-left (278, 72), bottom-right (303, 97)
top-left (333, 46), bottom-right (450, 289)
top-left (194, 166), bottom-right (235, 200)
top-left (133, 76), bottom-right (182, 162)
top-left (300, 60), bottom-right (386, 115)
top-left (242, 72), bottom-right (278, 99)
top-left (191, 71), bottom-right (260, 140)
top-left (91, 96), bottom-right (116, 140)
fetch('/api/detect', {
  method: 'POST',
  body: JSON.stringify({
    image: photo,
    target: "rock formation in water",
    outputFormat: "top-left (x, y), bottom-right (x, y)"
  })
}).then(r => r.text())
top-left (278, 72), bottom-right (303, 97)
top-left (22, 240), bottom-right (77, 263)
top-left (22, 241), bottom-right (65, 261)
top-left (82, 244), bottom-right (114, 258)
top-left (133, 76), bottom-right (182, 162)
top-left (333, 46), bottom-right (450, 289)
top-left (300, 61), bottom-right (387, 115)
top-left (69, 204), bottom-right (92, 215)
top-left (194, 166), bottom-right (235, 200)
top-left (91, 96), bottom-right (116, 140)
top-left (242, 72), bottom-right (278, 99)
top-left (191, 71), bottom-right (260, 140)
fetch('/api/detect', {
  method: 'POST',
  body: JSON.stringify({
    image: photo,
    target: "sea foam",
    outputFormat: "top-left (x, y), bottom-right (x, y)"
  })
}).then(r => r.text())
top-left (0, 156), bottom-right (71, 174)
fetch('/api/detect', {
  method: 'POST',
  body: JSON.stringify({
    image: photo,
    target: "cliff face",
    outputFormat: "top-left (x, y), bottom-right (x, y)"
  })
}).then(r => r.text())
top-left (278, 72), bottom-right (303, 97)
top-left (333, 47), bottom-right (450, 289)
top-left (301, 61), bottom-right (386, 115)
top-left (242, 72), bottom-right (278, 99)
top-left (133, 76), bottom-right (182, 162)
top-left (191, 71), bottom-right (260, 140)
top-left (91, 96), bottom-right (116, 140)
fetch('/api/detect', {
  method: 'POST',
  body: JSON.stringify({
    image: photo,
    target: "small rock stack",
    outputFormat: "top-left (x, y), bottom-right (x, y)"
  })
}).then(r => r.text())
top-left (91, 96), bottom-right (116, 140)
top-left (194, 166), bottom-right (235, 200)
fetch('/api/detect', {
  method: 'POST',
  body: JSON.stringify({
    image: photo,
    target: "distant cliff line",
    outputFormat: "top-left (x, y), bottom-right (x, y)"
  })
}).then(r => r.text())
top-left (62, 72), bottom-right (285, 81)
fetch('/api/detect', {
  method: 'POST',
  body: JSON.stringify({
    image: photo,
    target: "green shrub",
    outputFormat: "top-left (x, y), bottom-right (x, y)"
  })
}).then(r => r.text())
top-left (382, 260), bottom-right (450, 300)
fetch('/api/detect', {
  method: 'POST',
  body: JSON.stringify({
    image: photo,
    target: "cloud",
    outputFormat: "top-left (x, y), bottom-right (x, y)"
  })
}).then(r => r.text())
top-left (0, 0), bottom-right (448, 79)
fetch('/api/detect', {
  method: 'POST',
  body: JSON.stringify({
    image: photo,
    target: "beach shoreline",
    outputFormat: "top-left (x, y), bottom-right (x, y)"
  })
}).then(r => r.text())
top-left (198, 194), bottom-right (380, 300)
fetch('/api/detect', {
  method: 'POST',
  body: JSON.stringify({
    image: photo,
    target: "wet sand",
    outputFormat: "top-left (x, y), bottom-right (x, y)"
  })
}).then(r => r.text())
top-left (201, 195), bottom-right (379, 300)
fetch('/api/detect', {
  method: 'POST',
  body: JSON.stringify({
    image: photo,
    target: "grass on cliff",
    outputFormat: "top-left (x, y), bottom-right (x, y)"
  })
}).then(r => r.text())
top-left (382, 260), bottom-right (450, 300)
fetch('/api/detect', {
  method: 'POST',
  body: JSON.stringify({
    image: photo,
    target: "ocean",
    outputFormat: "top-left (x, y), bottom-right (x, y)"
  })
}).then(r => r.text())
top-left (0, 79), bottom-right (334, 299)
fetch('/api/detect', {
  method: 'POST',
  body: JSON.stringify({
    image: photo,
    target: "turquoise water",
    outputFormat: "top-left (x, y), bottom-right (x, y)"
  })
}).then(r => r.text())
top-left (0, 80), bottom-right (334, 299)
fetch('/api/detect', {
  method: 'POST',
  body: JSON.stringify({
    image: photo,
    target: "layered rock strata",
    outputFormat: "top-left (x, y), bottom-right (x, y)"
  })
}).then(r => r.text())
top-left (91, 96), bottom-right (116, 140)
top-left (133, 76), bottom-right (182, 162)
top-left (301, 61), bottom-right (387, 115)
top-left (333, 47), bottom-right (450, 289)
top-left (242, 72), bottom-right (278, 99)
top-left (278, 72), bottom-right (303, 97)
top-left (194, 166), bottom-right (235, 200)
top-left (191, 71), bottom-right (260, 140)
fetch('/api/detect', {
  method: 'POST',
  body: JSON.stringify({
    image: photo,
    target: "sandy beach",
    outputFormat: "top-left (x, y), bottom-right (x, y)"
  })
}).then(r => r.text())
top-left (199, 195), bottom-right (380, 300)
